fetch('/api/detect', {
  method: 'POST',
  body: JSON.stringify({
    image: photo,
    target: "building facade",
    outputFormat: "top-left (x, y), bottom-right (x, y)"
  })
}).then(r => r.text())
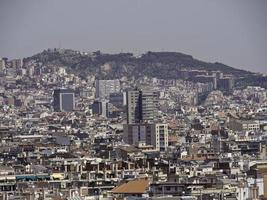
top-left (123, 123), bottom-right (168, 151)
top-left (126, 89), bottom-right (158, 124)
top-left (53, 89), bottom-right (75, 112)
top-left (91, 100), bottom-right (108, 118)
top-left (95, 79), bottom-right (120, 99)
top-left (217, 76), bottom-right (234, 92)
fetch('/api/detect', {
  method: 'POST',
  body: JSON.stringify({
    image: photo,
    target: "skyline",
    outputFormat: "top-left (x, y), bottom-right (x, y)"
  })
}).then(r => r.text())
top-left (1, 1), bottom-right (267, 199)
top-left (1, 0), bottom-right (267, 73)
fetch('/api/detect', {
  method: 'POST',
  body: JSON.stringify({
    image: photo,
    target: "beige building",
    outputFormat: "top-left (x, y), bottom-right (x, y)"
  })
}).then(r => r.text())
top-left (123, 123), bottom-right (168, 151)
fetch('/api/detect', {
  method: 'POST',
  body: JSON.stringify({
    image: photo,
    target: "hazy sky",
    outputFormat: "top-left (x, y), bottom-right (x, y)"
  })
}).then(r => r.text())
top-left (0, 0), bottom-right (267, 73)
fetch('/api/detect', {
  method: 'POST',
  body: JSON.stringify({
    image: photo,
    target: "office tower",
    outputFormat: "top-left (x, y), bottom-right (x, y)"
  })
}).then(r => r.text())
top-left (141, 90), bottom-right (158, 122)
top-left (217, 76), bottom-right (234, 92)
top-left (126, 90), bottom-right (141, 124)
top-left (126, 89), bottom-right (158, 124)
top-left (53, 89), bottom-right (75, 112)
top-left (123, 123), bottom-right (168, 151)
top-left (91, 100), bottom-right (108, 118)
top-left (95, 79), bottom-right (120, 99)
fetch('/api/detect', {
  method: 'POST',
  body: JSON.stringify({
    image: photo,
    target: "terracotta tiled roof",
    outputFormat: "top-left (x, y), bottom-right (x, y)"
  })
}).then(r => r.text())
top-left (111, 179), bottom-right (149, 194)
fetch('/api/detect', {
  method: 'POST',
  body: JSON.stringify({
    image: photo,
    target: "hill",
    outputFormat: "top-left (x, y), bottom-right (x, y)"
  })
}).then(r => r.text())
top-left (25, 48), bottom-right (267, 88)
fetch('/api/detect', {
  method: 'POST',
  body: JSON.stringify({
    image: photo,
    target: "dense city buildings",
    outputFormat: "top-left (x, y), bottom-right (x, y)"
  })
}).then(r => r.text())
top-left (0, 49), bottom-right (267, 200)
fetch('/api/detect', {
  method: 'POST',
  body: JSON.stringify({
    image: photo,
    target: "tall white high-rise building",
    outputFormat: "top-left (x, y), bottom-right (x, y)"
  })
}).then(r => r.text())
top-left (150, 123), bottom-right (169, 151)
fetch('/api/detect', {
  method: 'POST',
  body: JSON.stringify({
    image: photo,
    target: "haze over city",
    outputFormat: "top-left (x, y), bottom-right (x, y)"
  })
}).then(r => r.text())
top-left (2, 1), bottom-right (267, 200)
top-left (0, 0), bottom-right (267, 73)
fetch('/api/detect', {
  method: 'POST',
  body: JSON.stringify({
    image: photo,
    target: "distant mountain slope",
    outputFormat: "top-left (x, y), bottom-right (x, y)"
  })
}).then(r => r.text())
top-left (25, 48), bottom-right (267, 88)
